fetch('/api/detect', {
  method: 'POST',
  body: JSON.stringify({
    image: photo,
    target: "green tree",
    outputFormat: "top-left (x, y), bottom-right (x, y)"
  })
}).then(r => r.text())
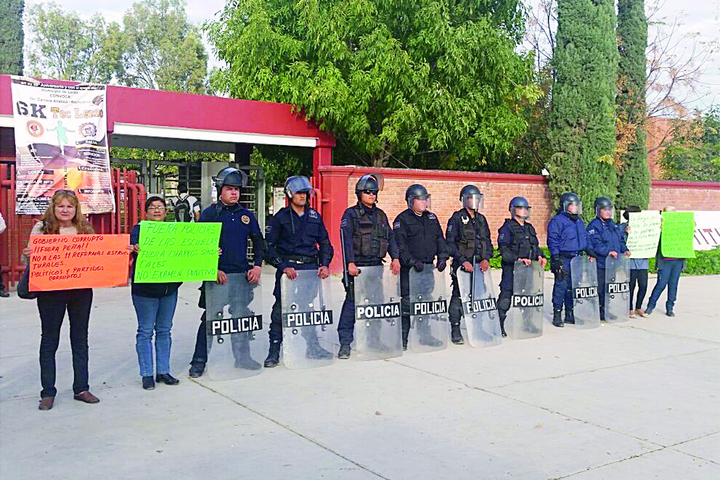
top-left (206, 0), bottom-right (541, 169)
top-left (25, 2), bottom-right (117, 82)
top-left (0, 0), bottom-right (24, 75)
top-left (616, 0), bottom-right (650, 210)
top-left (115, 0), bottom-right (207, 93)
top-left (548, 0), bottom-right (619, 220)
top-left (659, 107), bottom-right (720, 182)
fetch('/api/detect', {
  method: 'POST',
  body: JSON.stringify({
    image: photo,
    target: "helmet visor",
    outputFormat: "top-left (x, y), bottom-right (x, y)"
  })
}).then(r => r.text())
top-left (463, 193), bottom-right (483, 211)
top-left (563, 199), bottom-right (582, 215)
top-left (512, 206), bottom-right (531, 220)
top-left (285, 176), bottom-right (313, 197)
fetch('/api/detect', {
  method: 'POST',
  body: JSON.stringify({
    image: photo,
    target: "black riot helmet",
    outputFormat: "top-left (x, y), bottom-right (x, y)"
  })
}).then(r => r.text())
top-left (594, 196), bottom-right (614, 218)
top-left (284, 175), bottom-right (313, 199)
top-left (509, 196), bottom-right (531, 220)
top-left (355, 173), bottom-right (384, 201)
top-left (460, 185), bottom-right (483, 211)
top-left (215, 167), bottom-right (247, 197)
top-left (560, 192), bottom-right (582, 215)
top-left (405, 184), bottom-right (430, 209)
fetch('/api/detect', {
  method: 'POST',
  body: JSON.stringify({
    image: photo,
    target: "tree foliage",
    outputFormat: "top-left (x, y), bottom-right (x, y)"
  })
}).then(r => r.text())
top-left (616, 0), bottom-right (650, 209)
top-left (206, 0), bottom-right (541, 169)
top-left (0, 0), bottom-right (24, 76)
top-left (547, 0), bottom-right (619, 221)
top-left (659, 107), bottom-right (720, 182)
top-left (25, 0), bottom-right (207, 93)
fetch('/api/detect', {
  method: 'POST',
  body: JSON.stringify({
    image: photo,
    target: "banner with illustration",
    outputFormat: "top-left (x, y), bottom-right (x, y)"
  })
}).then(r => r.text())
top-left (11, 76), bottom-right (115, 215)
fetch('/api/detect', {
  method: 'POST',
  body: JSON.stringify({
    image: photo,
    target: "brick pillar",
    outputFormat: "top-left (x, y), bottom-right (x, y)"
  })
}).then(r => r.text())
top-left (318, 166), bottom-right (351, 273)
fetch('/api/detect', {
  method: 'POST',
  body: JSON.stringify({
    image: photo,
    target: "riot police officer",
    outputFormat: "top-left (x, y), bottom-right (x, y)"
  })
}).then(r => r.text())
top-left (587, 197), bottom-right (630, 322)
top-left (337, 174), bottom-right (401, 359)
top-left (189, 167), bottom-right (265, 378)
top-left (497, 197), bottom-right (547, 336)
top-left (446, 185), bottom-right (493, 344)
top-left (547, 193), bottom-right (595, 327)
top-left (264, 176), bottom-right (334, 367)
top-left (394, 184), bottom-right (449, 350)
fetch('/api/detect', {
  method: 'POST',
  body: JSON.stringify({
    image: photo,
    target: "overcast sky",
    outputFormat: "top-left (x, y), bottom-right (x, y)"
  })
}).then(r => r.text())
top-left (24, 0), bottom-right (720, 111)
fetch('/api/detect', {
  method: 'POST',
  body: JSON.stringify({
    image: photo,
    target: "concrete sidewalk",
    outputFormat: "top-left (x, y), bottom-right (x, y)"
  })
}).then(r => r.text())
top-left (1, 273), bottom-right (718, 480)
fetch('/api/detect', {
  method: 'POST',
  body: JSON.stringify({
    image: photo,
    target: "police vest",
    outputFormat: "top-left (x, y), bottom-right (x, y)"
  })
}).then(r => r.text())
top-left (457, 210), bottom-right (489, 259)
top-left (505, 219), bottom-right (537, 259)
top-left (352, 204), bottom-right (390, 259)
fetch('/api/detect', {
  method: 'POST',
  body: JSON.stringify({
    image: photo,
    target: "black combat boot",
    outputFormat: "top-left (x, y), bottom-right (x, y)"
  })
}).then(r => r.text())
top-left (565, 309), bottom-right (575, 324)
top-left (338, 344), bottom-right (351, 359)
top-left (450, 323), bottom-right (464, 345)
top-left (552, 308), bottom-right (564, 328)
top-left (264, 341), bottom-right (281, 368)
top-left (188, 362), bottom-right (205, 378)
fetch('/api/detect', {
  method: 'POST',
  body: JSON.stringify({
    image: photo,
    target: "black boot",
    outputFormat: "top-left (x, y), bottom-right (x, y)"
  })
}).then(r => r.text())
top-left (306, 338), bottom-right (333, 360)
top-left (338, 344), bottom-right (351, 359)
top-left (553, 308), bottom-right (564, 328)
top-left (499, 315), bottom-right (507, 338)
top-left (264, 341), bottom-right (281, 368)
top-left (450, 323), bottom-right (464, 345)
top-left (234, 336), bottom-right (262, 370)
top-left (188, 362), bottom-right (205, 378)
top-left (565, 309), bottom-right (575, 325)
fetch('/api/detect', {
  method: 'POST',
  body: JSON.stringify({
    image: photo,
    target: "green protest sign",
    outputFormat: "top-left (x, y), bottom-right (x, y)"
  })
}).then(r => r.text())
top-left (661, 212), bottom-right (696, 259)
top-left (134, 221), bottom-right (221, 283)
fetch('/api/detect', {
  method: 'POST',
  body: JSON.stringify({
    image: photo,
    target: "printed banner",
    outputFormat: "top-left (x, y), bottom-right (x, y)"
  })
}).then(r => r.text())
top-left (661, 211), bottom-right (696, 258)
top-left (134, 221), bottom-right (221, 283)
top-left (29, 234), bottom-right (129, 291)
top-left (693, 211), bottom-right (720, 251)
top-left (627, 211), bottom-right (662, 259)
top-left (11, 76), bottom-right (114, 215)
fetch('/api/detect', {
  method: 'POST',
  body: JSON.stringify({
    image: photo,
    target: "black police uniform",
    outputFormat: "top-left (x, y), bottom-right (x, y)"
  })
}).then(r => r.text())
top-left (190, 202), bottom-right (265, 367)
top-left (446, 208), bottom-right (493, 327)
top-left (393, 208), bottom-right (449, 345)
top-left (337, 202), bottom-right (400, 346)
top-left (266, 205), bottom-right (334, 344)
top-left (497, 218), bottom-right (544, 331)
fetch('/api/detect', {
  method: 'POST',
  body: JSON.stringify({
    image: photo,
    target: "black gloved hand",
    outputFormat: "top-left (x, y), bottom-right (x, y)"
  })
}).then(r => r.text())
top-left (550, 255), bottom-right (564, 281)
top-left (436, 258), bottom-right (447, 272)
top-left (413, 260), bottom-right (425, 272)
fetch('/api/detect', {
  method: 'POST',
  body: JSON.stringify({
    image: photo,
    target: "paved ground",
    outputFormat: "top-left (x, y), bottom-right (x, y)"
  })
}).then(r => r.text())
top-left (1, 272), bottom-right (718, 480)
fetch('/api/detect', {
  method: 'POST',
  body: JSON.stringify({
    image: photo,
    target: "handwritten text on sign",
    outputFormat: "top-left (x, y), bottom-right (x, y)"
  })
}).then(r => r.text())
top-left (29, 234), bottom-right (130, 291)
top-left (627, 211), bottom-right (661, 259)
top-left (661, 211), bottom-right (696, 259)
top-left (134, 221), bottom-right (221, 283)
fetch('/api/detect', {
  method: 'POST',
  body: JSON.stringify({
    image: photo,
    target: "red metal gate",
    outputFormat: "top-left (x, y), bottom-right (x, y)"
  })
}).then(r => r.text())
top-left (0, 164), bottom-right (146, 288)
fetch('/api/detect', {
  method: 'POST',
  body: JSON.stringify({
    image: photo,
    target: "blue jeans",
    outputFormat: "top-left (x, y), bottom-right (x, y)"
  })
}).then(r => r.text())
top-left (646, 260), bottom-right (683, 312)
top-left (132, 292), bottom-right (178, 377)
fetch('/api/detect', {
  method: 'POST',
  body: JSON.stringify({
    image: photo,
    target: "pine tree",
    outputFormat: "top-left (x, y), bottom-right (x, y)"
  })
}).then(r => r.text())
top-left (548, 0), bottom-right (619, 221)
top-left (617, 0), bottom-right (650, 209)
top-left (0, 0), bottom-right (24, 75)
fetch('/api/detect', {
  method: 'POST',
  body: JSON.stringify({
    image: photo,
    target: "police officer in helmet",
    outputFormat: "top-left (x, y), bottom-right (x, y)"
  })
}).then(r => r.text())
top-left (394, 184), bottom-right (449, 350)
top-left (264, 175), bottom-right (334, 367)
top-left (189, 166), bottom-right (265, 378)
top-left (547, 192), bottom-right (596, 327)
top-left (337, 174), bottom-right (401, 359)
top-left (497, 197), bottom-right (547, 336)
top-left (446, 185), bottom-right (493, 344)
top-left (586, 197), bottom-right (630, 322)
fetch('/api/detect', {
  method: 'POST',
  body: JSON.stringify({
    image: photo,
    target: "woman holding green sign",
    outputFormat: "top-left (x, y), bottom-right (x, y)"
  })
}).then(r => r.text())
top-left (645, 207), bottom-right (688, 317)
top-left (130, 196), bottom-right (182, 390)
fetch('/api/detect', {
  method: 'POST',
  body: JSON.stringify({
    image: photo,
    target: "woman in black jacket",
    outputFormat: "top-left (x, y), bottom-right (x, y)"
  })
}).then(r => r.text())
top-left (130, 196), bottom-right (182, 390)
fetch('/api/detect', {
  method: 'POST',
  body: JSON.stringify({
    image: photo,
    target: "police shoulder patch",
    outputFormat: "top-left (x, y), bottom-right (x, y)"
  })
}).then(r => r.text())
top-left (241, 215), bottom-right (250, 225)
top-left (588, 229), bottom-right (595, 235)
top-left (341, 218), bottom-right (348, 228)
top-left (428, 213), bottom-right (436, 220)
top-left (393, 221), bottom-right (401, 229)
top-left (309, 209), bottom-right (319, 219)
top-left (447, 224), bottom-right (453, 232)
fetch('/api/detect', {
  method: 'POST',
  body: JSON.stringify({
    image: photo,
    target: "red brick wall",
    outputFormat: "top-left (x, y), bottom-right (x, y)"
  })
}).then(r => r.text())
top-left (319, 166), bottom-right (720, 271)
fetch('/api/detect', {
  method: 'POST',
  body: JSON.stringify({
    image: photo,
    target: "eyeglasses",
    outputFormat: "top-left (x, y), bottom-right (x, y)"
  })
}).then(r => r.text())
top-left (148, 206), bottom-right (166, 211)
top-left (362, 190), bottom-right (378, 195)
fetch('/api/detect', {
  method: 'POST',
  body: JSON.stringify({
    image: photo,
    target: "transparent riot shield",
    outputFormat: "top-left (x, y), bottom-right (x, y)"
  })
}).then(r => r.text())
top-left (281, 270), bottom-right (336, 369)
top-left (508, 261), bottom-right (545, 339)
top-left (605, 255), bottom-right (630, 323)
top-left (408, 265), bottom-right (449, 353)
top-left (353, 265), bottom-right (403, 361)
top-left (205, 274), bottom-right (267, 380)
top-left (570, 256), bottom-right (600, 330)
top-left (457, 265), bottom-right (502, 347)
